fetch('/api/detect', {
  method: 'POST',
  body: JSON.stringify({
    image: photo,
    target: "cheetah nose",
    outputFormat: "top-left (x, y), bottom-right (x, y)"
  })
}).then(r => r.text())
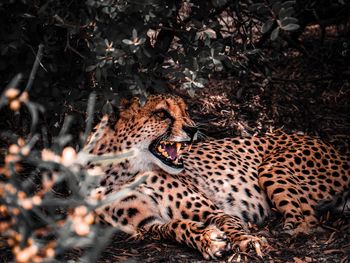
top-left (183, 125), bottom-right (198, 141)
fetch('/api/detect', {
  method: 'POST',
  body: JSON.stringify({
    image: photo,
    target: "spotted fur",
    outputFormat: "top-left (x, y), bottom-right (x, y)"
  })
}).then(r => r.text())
top-left (82, 95), bottom-right (350, 259)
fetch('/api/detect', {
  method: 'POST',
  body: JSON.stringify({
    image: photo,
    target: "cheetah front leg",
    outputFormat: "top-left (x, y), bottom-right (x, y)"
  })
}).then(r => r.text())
top-left (205, 212), bottom-right (266, 257)
top-left (144, 219), bottom-right (229, 260)
top-left (94, 194), bottom-right (229, 259)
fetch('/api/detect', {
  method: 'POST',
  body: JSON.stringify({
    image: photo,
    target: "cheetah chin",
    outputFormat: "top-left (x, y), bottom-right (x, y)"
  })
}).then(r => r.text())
top-left (149, 138), bottom-right (192, 173)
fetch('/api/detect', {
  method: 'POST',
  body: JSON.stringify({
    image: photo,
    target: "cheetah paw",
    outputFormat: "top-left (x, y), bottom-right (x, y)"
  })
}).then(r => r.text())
top-left (234, 234), bottom-right (268, 257)
top-left (282, 222), bottom-right (312, 235)
top-left (201, 225), bottom-right (230, 260)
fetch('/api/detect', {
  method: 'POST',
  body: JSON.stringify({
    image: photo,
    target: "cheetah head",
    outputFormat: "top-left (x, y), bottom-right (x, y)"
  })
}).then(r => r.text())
top-left (87, 95), bottom-right (197, 174)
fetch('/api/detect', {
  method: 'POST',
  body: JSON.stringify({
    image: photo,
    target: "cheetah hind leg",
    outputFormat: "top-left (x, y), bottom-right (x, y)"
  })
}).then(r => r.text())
top-left (259, 165), bottom-right (320, 235)
top-left (143, 219), bottom-right (230, 260)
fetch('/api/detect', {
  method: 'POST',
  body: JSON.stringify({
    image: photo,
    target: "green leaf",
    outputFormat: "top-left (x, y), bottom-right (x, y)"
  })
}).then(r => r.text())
top-left (270, 27), bottom-right (280, 41)
top-left (99, 59), bottom-right (106, 68)
top-left (132, 28), bottom-right (138, 39)
top-left (122, 39), bottom-right (134, 45)
top-left (193, 81), bottom-right (204, 88)
top-left (86, 0), bottom-right (96, 6)
top-left (211, 0), bottom-right (227, 8)
top-left (272, 1), bottom-right (281, 13)
top-left (279, 7), bottom-right (294, 20)
top-left (187, 88), bottom-right (196, 97)
top-left (249, 3), bottom-right (264, 12)
top-left (281, 23), bottom-right (300, 31)
top-left (281, 0), bottom-right (296, 9)
top-left (257, 5), bottom-right (270, 15)
top-left (86, 65), bottom-right (97, 72)
top-left (262, 19), bottom-right (274, 34)
top-left (102, 7), bottom-right (110, 14)
top-left (281, 17), bottom-right (298, 27)
top-left (96, 67), bottom-right (101, 82)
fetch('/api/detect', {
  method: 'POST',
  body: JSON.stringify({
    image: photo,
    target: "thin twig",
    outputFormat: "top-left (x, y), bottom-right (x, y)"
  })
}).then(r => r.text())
top-left (95, 174), bottom-right (148, 208)
top-left (25, 44), bottom-right (44, 92)
top-left (80, 92), bottom-right (96, 148)
top-left (59, 115), bottom-right (74, 137)
top-left (65, 33), bottom-right (86, 59)
top-left (6, 73), bottom-right (23, 90)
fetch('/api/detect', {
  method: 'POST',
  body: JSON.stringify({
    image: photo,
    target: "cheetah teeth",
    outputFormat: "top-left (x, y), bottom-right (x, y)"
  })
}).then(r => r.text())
top-left (155, 140), bottom-right (193, 164)
top-left (187, 144), bottom-right (192, 151)
top-left (176, 142), bottom-right (181, 152)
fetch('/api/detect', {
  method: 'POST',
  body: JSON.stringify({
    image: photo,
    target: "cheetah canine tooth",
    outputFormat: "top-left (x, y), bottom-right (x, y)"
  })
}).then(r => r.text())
top-left (176, 142), bottom-right (181, 153)
top-left (188, 144), bottom-right (192, 151)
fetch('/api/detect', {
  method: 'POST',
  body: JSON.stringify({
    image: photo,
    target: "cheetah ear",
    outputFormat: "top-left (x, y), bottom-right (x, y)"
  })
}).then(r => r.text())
top-left (119, 97), bottom-right (141, 119)
top-left (139, 94), bottom-right (147, 107)
top-left (101, 100), bottom-right (118, 124)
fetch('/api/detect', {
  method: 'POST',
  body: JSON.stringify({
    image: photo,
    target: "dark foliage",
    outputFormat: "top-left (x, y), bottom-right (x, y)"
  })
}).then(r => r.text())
top-left (1, 0), bottom-right (348, 109)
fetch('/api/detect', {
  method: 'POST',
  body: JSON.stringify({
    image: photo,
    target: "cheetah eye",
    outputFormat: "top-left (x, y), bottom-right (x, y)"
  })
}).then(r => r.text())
top-left (153, 109), bottom-right (171, 120)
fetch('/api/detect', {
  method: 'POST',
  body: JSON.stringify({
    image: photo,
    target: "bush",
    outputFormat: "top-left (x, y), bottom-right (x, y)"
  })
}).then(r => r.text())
top-left (1, 0), bottom-right (349, 102)
top-left (0, 71), bottom-right (146, 262)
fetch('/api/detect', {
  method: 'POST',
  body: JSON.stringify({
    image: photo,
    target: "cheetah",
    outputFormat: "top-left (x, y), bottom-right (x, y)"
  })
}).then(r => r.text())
top-left (82, 95), bottom-right (350, 259)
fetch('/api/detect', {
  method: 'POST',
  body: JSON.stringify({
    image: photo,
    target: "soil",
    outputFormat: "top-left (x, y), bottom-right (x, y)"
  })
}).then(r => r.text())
top-left (96, 217), bottom-right (350, 263)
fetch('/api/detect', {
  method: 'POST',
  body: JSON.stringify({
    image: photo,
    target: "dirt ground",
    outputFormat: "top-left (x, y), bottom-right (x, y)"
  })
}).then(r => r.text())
top-left (96, 215), bottom-right (350, 263)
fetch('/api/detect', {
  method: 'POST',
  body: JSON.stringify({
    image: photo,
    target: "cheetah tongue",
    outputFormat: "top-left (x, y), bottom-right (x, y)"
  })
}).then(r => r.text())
top-left (164, 143), bottom-right (178, 160)
top-left (158, 141), bottom-right (182, 161)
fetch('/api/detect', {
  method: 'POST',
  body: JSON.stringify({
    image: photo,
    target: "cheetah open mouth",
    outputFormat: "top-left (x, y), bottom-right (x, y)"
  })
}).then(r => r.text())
top-left (149, 140), bottom-right (191, 169)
